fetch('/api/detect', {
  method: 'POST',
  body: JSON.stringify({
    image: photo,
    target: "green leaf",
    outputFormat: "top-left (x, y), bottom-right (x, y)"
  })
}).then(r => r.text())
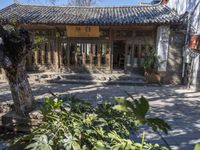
top-left (132, 96), bottom-right (149, 120)
top-left (25, 135), bottom-right (52, 150)
top-left (147, 118), bottom-right (171, 134)
top-left (115, 97), bottom-right (133, 108)
top-left (113, 105), bottom-right (129, 112)
top-left (93, 140), bottom-right (106, 150)
top-left (138, 96), bottom-right (149, 118)
top-left (194, 144), bottom-right (200, 150)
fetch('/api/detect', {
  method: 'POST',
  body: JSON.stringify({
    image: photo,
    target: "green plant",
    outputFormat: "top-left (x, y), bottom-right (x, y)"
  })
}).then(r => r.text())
top-left (195, 144), bottom-right (200, 150)
top-left (143, 48), bottom-right (160, 72)
top-left (34, 35), bottom-right (48, 45)
top-left (12, 94), bottom-right (170, 150)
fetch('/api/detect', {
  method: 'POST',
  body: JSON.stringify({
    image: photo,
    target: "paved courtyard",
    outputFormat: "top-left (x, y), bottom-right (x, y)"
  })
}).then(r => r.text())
top-left (0, 81), bottom-right (200, 150)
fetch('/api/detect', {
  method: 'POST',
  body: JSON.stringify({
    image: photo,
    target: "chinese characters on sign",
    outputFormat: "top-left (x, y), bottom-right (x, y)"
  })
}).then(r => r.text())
top-left (66, 26), bottom-right (100, 37)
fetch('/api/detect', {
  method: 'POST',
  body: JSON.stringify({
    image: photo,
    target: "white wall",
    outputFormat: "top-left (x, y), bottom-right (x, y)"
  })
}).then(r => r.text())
top-left (156, 26), bottom-right (170, 72)
top-left (167, 0), bottom-right (200, 34)
top-left (168, 0), bottom-right (200, 90)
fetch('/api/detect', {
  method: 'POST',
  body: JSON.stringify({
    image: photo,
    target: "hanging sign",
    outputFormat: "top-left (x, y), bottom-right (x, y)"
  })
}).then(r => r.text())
top-left (66, 25), bottom-right (100, 38)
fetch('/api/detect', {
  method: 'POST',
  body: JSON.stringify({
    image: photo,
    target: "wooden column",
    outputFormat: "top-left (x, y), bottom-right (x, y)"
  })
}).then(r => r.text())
top-left (90, 44), bottom-right (94, 67)
top-left (106, 48), bottom-right (110, 69)
top-left (109, 29), bottom-right (113, 73)
top-left (41, 44), bottom-right (45, 65)
top-left (75, 44), bottom-right (78, 66)
top-left (124, 43), bottom-right (128, 72)
top-left (108, 42), bottom-right (113, 71)
top-left (67, 42), bottom-right (70, 67)
top-left (48, 43), bottom-right (51, 65)
top-left (97, 44), bottom-right (102, 68)
top-left (55, 38), bottom-right (59, 69)
top-left (34, 47), bottom-right (39, 65)
top-left (131, 44), bottom-right (134, 68)
top-left (138, 45), bottom-right (142, 67)
top-left (82, 44), bottom-right (86, 65)
top-left (60, 43), bottom-right (63, 67)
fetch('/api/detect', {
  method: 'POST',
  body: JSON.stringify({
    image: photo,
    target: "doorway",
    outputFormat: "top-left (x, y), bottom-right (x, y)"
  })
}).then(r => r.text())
top-left (113, 41), bottom-right (125, 69)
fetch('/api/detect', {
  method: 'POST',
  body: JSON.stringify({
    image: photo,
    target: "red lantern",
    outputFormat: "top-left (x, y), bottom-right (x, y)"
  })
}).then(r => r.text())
top-left (189, 35), bottom-right (200, 51)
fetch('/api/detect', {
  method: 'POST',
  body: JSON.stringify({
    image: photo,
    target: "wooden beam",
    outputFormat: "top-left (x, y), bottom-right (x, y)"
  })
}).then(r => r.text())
top-left (20, 24), bottom-right (156, 30)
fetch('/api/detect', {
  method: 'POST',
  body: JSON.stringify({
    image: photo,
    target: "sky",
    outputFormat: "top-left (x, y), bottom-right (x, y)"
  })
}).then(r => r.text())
top-left (0, 0), bottom-right (152, 9)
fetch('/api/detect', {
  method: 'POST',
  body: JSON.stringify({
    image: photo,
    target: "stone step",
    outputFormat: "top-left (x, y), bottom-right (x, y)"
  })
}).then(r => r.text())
top-left (46, 79), bottom-right (146, 86)
top-left (28, 72), bottom-right (144, 82)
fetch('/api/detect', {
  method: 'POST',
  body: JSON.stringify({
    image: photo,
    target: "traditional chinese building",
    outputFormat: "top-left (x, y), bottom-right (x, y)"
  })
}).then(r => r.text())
top-left (0, 1), bottom-right (185, 83)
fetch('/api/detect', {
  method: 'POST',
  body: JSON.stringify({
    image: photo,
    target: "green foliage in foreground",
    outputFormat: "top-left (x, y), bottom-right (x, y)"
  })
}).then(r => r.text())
top-left (195, 144), bottom-right (200, 150)
top-left (12, 95), bottom-right (171, 150)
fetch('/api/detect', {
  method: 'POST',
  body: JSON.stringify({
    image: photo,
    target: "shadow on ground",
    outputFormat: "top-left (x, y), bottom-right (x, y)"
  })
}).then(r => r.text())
top-left (0, 80), bottom-right (200, 150)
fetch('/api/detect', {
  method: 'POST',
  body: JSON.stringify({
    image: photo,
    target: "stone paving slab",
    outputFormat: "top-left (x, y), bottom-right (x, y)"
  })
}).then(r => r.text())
top-left (0, 81), bottom-right (200, 150)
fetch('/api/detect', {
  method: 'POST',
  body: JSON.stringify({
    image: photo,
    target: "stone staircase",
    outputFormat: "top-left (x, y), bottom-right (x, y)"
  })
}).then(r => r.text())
top-left (27, 72), bottom-right (145, 85)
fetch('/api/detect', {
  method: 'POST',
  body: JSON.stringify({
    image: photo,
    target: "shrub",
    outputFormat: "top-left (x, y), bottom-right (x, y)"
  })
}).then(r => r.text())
top-left (12, 94), bottom-right (170, 150)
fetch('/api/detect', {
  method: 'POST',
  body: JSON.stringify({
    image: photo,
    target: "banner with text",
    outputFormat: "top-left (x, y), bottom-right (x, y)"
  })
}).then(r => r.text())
top-left (66, 26), bottom-right (100, 37)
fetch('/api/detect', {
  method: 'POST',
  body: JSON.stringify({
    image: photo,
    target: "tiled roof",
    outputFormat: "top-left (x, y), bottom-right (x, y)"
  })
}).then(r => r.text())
top-left (0, 3), bottom-right (180, 25)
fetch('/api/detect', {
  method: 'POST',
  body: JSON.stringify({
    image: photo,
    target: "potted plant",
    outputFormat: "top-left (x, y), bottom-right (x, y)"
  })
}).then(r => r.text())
top-left (143, 48), bottom-right (161, 83)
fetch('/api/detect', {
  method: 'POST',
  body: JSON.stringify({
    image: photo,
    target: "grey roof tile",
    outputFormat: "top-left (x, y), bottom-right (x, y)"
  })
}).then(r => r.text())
top-left (0, 3), bottom-right (180, 25)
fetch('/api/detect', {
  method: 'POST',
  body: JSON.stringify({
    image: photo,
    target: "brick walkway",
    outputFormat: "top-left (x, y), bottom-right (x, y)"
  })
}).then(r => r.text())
top-left (0, 81), bottom-right (200, 150)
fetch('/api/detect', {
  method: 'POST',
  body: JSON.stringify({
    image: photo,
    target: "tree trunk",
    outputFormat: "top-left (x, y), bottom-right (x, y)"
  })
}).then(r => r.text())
top-left (5, 59), bottom-right (34, 116)
top-left (0, 25), bottom-right (35, 117)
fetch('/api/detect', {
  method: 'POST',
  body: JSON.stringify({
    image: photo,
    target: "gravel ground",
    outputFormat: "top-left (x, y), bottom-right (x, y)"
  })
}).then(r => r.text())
top-left (0, 81), bottom-right (200, 150)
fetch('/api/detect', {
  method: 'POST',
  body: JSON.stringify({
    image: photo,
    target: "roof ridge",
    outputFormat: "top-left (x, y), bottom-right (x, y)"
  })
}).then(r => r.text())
top-left (12, 2), bottom-right (164, 9)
